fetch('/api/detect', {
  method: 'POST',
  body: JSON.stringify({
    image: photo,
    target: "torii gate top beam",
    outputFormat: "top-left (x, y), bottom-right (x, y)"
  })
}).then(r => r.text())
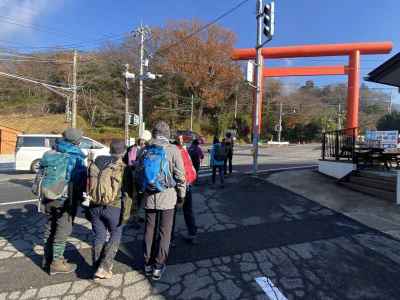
top-left (232, 42), bottom-right (392, 60)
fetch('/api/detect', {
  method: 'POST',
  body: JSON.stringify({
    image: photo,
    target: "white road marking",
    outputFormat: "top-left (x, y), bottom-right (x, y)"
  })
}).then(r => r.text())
top-left (255, 277), bottom-right (287, 300)
top-left (245, 165), bottom-right (318, 175)
top-left (197, 169), bottom-right (239, 178)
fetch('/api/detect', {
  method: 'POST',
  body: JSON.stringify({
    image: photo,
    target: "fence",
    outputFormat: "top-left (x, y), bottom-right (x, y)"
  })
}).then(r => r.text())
top-left (322, 128), bottom-right (357, 162)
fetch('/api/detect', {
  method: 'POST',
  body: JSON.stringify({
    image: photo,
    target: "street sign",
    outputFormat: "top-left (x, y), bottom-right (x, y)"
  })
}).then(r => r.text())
top-left (246, 60), bottom-right (255, 83)
top-left (129, 113), bottom-right (139, 126)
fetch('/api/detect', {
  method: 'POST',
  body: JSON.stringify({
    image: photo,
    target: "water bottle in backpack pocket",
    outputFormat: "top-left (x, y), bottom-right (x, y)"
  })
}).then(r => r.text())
top-left (137, 145), bottom-right (176, 193)
top-left (40, 150), bottom-right (71, 200)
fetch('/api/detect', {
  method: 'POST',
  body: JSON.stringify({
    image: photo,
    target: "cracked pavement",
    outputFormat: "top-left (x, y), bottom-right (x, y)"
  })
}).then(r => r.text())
top-left (1, 174), bottom-right (400, 299)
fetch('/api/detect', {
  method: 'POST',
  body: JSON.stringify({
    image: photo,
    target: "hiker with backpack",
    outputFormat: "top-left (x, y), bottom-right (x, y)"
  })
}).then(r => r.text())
top-left (87, 140), bottom-right (134, 279)
top-left (136, 121), bottom-right (186, 281)
top-left (173, 135), bottom-right (198, 244)
top-left (37, 128), bottom-right (86, 275)
top-left (210, 136), bottom-right (226, 187)
top-left (125, 130), bottom-right (152, 167)
top-left (188, 139), bottom-right (204, 175)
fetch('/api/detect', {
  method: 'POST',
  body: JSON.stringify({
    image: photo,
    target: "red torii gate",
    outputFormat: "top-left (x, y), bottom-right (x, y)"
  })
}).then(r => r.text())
top-left (232, 42), bottom-right (393, 133)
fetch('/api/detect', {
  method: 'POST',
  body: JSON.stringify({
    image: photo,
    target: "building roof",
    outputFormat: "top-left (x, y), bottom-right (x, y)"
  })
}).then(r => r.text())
top-left (0, 125), bottom-right (22, 134)
top-left (365, 52), bottom-right (400, 88)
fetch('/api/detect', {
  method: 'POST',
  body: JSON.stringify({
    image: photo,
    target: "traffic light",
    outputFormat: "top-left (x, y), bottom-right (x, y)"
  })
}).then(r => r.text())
top-left (263, 1), bottom-right (275, 38)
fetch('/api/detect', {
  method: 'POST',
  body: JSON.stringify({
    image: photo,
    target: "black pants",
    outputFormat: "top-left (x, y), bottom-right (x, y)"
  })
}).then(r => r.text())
top-left (193, 161), bottom-right (200, 175)
top-left (212, 165), bottom-right (224, 184)
top-left (224, 152), bottom-right (233, 174)
top-left (172, 186), bottom-right (197, 238)
top-left (144, 209), bottom-right (175, 268)
top-left (43, 200), bottom-right (73, 262)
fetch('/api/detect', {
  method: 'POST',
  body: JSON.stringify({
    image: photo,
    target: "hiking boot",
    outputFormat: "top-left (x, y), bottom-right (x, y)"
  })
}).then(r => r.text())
top-left (152, 265), bottom-right (166, 281)
top-left (144, 264), bottom-right (153, 276)
top-left (94, 267), bottom-right (113, 279)
top-left (49, 259), bottom-right (77, 275)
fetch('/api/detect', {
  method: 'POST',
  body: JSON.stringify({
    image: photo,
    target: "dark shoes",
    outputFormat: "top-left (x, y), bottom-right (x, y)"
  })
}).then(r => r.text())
top-left (144, 264), bottom-right (166, 281)
top-left (152, 265), bottom-right (166, 281)
top-left (144, 264), bottom-right (153, 276)
top-left (49, 258), bottom-right (77, 275)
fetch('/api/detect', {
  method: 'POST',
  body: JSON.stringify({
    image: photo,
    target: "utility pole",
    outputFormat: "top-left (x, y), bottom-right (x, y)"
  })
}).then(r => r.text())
top-left (234, 84), bottom-right (239, 119)
top-left (190, 94), bottom-right (194, 131)
top-left (133, 25), bottom-right (151, 137)
top-left (278, 102), bottom-right (283, 143)
top-left (71, 49), bottom-right (78, 128)
top-left (337, 102), bottom-right (342, 130)
top-left (124, 64), bottom-right (130, 146)
top-left (389, 91), bottom-right (393, 114)
top-left (123, 64), bottom-right (136, 146)
top-left (65, 96), bottom-right (71, 123)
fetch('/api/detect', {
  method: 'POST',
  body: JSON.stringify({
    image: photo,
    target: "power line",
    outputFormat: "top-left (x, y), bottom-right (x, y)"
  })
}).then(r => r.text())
top-left (0, 71), bottom-right (73, 91)
top-left (0, 57), bottom-right (72, 64)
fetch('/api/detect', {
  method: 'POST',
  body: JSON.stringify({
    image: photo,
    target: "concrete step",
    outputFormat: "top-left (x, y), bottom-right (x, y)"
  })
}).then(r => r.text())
top-left (340, 181), bottom-right (396, 202)
top-left (349, 175), bottom-right (396, 192)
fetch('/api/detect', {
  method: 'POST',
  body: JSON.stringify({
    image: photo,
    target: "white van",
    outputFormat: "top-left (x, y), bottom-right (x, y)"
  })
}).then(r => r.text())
top-left (15, 134), bottom-right (110, 173)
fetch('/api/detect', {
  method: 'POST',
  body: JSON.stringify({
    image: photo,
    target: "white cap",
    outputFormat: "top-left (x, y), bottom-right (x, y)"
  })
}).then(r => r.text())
top-left (140, 130), bottom-right (152, 142)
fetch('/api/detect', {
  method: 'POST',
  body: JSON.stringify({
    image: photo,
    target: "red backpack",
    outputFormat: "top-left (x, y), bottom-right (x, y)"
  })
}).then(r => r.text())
top-left (178, 145), bottom-right (197, 184)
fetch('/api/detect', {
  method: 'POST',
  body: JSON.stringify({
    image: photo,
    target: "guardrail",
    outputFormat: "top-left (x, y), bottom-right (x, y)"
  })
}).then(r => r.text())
top-left (322, 128), bottom-right (357, 162)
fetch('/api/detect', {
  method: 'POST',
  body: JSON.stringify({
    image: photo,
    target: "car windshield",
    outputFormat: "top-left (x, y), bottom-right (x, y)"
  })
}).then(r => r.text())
top-left (79, 138), bottom-right (102, 149)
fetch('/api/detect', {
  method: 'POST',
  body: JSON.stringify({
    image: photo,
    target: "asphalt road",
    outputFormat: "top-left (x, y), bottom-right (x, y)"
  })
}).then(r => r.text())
top-left (1, 173), bottom-right (400, 299)
top-left (0, 144), bottom-right (320, 211)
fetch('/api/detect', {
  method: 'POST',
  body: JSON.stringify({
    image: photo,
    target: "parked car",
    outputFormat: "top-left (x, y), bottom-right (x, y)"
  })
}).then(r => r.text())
top-left (15, 134), bottom-right (110, 173)
top-left (174, 130), bottom-right (205, 145)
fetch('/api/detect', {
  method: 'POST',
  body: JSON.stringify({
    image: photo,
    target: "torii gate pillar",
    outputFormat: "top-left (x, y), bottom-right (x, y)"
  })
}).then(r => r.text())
top-left (232, 42), bottom-right (392, 135)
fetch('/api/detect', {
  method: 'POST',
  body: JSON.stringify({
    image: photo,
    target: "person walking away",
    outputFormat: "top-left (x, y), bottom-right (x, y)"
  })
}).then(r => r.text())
top-left (173, 135), bottom-right (198, 244)
top-left (125, 138), bottom-right (143, 167)
top-left (211, 137), bottom-right (226, 187)
top-left (125, 130), bottom-right (151, 167)
top-left (36, 128), bottom-right (86, 275)
top-left (136, 121), bottom-right (186, 281)
top-left (188, 139), bottom-right (204, 175)
top-left (224, 132), bottom-right (234, 175)
top-left (86, 140), bottom-right (134, 279)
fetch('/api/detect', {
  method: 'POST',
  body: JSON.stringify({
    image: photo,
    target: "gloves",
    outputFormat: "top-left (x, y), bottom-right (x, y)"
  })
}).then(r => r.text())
top-left (176, 197), bottom-right (185, 208)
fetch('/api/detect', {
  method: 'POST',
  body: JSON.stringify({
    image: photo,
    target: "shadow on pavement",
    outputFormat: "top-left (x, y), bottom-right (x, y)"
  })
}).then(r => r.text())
top-left (8, 178), bottom-right (33, 188)
top-left (0, 204), bottom-right (92, 271)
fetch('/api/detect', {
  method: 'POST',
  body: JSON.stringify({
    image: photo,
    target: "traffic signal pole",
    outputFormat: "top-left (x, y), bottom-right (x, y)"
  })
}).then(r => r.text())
top-left (252, 0), bottom-right (264, 174)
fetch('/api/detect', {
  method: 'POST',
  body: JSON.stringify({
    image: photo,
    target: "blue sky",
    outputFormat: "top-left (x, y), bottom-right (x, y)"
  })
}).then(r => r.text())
top-left (1, 0), bottom-right (399, 101)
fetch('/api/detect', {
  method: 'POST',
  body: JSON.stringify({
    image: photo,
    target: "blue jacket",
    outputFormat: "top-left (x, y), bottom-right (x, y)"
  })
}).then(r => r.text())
top-left (210, 143), bottom-right (225, 167)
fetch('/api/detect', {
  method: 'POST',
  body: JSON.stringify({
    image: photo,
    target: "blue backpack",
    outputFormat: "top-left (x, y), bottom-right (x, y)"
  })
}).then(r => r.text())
top-left (137, 145), bottom-right (175, 193)
top-left (40, 150), bottom-right (72, 200)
